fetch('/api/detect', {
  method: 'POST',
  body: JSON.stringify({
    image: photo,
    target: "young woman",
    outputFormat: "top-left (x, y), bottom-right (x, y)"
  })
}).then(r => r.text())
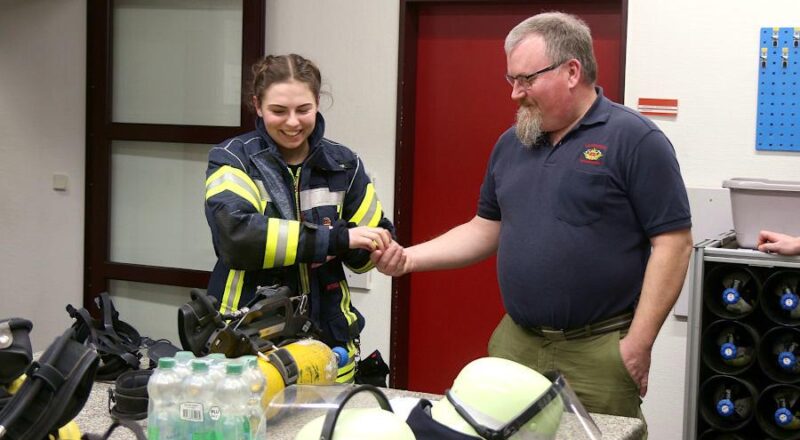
top-left (204, 54), bottom-right (394, 382)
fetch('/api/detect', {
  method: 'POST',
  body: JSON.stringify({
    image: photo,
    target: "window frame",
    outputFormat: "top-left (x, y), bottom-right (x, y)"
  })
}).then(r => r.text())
top-left (85, 0), bottom-right (265, 307)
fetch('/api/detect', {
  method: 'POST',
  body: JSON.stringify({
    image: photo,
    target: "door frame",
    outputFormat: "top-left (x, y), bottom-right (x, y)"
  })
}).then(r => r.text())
top-left (390, 0), bottom-right (628, 389)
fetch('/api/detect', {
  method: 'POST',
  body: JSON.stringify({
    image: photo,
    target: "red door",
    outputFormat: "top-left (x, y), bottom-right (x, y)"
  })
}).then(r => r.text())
top-left (396, 1), bottom-right (625, 393)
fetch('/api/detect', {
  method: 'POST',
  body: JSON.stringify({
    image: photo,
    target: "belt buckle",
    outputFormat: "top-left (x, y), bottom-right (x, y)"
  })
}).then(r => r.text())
top-left (540, 328), bottom-right (567, 341)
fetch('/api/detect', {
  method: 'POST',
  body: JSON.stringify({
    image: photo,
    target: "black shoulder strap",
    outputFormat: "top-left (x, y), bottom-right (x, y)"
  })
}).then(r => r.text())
top-left (0, 328), bottom-right (99, 440)
top-left (81, 418), bottom-right (147, 440)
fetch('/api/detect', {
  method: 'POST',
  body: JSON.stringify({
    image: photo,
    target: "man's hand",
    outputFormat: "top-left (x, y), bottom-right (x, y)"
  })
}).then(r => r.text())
top-left (370, 241), bottom-right (412, 276)
top-left (757, 230), bottom-right (800, 256)
top-left (619, 336), bottom-right (652, 397)
top-left (348, 226), bottom-right (392, 252)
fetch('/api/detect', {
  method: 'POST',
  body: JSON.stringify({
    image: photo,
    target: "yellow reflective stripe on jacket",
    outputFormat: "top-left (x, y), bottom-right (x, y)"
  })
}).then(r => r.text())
top-left (348, 259), bottom-right (375, 274)
top-left (220, 269), bottom-right (245, 314)
top-left (335, 342), bottom-right (359, 383)
top-left (264, 218), bottom-right (301, 268)
top-left (289, 166), bottom-right (310, 295)
top-left (299, 263), bottom-right (310, 294)
top-left (338, 280), bottom-right (358, 332)
top-left (206, 166), bottom-right (264, 213)
top-left (336, 357), bottom-right (356, 383)
top-left (349, 183), bottom-right (382, 227)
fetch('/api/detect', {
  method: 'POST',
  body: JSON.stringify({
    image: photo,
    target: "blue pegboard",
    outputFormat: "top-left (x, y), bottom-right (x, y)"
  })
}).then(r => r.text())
top-left (756, 27), bottom-right (800, 151)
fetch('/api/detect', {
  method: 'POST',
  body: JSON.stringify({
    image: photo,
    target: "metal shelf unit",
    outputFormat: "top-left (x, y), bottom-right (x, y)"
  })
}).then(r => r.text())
top-left (684, 230), bottom-right (800, 439)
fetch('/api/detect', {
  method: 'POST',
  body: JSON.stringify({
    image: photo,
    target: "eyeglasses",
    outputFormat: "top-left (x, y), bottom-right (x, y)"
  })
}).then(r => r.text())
top-left (505, 61), bottom-right (563, 89)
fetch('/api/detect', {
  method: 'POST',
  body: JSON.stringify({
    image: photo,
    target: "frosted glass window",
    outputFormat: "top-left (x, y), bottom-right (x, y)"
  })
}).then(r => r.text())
top-left (109, 280), bottom-right (203, 345)
top-left (110, 141), bottom-right (216, 271)
top-left (112, 0), bottom-right (243, 126)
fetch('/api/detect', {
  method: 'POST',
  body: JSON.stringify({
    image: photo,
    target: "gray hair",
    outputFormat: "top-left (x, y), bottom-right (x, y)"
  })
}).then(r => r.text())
top-left (504, 12), bottom-right (597, 84)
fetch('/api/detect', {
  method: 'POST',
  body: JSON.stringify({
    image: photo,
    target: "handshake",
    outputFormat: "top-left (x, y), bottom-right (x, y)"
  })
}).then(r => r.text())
top-left (347, 226), bottom-right (412, 277)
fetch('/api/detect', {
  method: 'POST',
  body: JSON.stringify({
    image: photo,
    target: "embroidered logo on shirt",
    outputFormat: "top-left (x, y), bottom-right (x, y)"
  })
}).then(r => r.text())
top-left (322, 217), bottom-right (332, 226)
top-left (580, 144), bottom-right (607, 165)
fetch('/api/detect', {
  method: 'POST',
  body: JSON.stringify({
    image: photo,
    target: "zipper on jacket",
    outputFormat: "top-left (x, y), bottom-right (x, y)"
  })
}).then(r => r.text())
top-left (291, 166), bottom-right (310, 295)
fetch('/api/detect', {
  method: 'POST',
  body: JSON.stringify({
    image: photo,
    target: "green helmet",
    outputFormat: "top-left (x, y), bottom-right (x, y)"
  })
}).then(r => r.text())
top-left (431, 357), bottom-right (596, 439)
top-left (295, 407), bottom-right (417, 440)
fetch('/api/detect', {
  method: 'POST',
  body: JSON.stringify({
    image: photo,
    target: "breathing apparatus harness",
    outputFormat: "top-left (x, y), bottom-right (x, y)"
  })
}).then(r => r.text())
top-left (66, 293), bottom-right (142, 381)
top-left (0, 326), bottom-right (98, 440)
top-left (178, 285), bottom-right (317, 357)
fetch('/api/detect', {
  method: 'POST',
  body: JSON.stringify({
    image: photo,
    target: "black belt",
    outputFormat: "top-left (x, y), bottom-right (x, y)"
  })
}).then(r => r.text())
top-left (526, 311), bottom-right (634, 341)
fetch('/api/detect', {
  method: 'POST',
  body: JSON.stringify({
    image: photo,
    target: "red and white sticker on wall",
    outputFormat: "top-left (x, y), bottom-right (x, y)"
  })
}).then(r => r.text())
top-left (637, 98), bottom-right (678, 117)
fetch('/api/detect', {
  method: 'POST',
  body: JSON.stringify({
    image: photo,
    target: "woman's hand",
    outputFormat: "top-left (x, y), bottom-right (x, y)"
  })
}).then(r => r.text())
top-left (348, 226), bottom-right (392, 252)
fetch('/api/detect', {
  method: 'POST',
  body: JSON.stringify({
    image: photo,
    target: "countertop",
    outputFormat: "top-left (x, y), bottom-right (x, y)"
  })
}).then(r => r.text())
top-left (75, 381), bottom-right (645, 439)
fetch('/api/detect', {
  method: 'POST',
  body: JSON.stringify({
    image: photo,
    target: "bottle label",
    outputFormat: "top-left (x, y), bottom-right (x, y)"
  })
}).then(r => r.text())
top-left (180, 402), bottom-right (204, 422)
top-left (209, 406), bottom-right (221, 421)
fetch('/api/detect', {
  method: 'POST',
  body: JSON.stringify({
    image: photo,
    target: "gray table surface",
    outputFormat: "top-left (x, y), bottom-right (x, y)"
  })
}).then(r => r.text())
top-left (75, 381), bottom-right (645, 439)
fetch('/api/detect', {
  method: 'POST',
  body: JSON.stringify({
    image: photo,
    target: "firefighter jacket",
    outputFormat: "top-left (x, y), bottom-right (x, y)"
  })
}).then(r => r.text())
top-left (204, 113), bottom-right (394, 361)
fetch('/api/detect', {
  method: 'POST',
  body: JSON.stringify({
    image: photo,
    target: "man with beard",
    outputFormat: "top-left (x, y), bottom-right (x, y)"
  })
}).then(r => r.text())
top-left (372, 11), bottom-right (692, 432)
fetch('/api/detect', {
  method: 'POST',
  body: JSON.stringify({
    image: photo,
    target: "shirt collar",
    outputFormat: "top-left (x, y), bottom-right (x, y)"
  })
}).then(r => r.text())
top-left (530, 86), bottom-right (610, 147)
top-left (576, 86), bottom-right (611, 128)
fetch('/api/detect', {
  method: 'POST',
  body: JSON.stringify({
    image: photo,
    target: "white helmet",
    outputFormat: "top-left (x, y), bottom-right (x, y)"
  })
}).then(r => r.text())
top-left (414, 357), bottom-right (600, 440)
top-left (258, 384), bottom-right (416, 440)
top-left (296, 407), bottom-right (416, 440)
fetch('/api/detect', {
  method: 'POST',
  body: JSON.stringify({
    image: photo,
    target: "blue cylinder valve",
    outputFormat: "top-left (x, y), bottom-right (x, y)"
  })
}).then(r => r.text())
top-left (716, 398), bottom-right (735, 417)
top-left (722, 288), bottom-right (740, 305)
top-left (776, 407), bottom-right (794, 426)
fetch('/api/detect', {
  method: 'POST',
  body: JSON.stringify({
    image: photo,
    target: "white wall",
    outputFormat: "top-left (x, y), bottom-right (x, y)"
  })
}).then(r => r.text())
top-left (0, 0), bottom-right (85, 350)
top-left (6, 1), bottom-right (800, 438)
top-left (263, 0), bottom-right (400, 362)
top-left (626, 2), bottom-right (800, 439)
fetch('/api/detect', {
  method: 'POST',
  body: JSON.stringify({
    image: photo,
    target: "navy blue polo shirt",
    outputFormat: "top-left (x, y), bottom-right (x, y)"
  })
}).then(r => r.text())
top-left (478, 88), bottom-right (691, 330)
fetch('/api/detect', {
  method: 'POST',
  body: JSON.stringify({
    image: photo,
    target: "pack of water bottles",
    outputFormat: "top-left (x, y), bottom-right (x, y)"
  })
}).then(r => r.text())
top-left (147, 351), bottom-right (266, 440)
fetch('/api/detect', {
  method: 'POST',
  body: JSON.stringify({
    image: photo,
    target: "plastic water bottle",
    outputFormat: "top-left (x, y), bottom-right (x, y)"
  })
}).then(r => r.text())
top-left (147, 357), bottom-right (181, 440)
top-left (216, 362), bottom-right (251, 439)
top-left (180, 359), bottom-right (218, 440)
top-left (207, 353), bottom-right (228, 382)
top-left (174, 351), bottom-right (195, 381)
top-left (241, 356), bottom-right (266, 436)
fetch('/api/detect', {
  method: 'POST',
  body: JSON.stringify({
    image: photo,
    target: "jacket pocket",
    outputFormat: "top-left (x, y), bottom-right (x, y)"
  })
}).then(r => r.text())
top-left (322, 308), bottom-right (365, 346)
top-left (555, 169), bottom-right (609, 226)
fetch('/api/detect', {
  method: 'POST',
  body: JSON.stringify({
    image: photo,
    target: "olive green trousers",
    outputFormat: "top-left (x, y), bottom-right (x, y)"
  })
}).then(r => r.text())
top-left (488, 314), bottom-right (647, 439)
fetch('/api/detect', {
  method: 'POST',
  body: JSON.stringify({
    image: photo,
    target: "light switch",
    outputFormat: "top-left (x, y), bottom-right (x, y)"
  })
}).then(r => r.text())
top-left (52, 174), bottom-right (68, 191)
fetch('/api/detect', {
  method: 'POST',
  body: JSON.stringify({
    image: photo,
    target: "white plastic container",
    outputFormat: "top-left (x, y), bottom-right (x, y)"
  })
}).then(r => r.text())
top-left (722, 178), bottom-right (800, 249)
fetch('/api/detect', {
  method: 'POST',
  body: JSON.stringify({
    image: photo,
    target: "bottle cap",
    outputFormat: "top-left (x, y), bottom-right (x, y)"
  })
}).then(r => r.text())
top-left (158, 357), bottom-right (176, 369)
top-left (226, 362), bottom-right (244, 375)
top-left (191, 359), bottom-right (209, 372)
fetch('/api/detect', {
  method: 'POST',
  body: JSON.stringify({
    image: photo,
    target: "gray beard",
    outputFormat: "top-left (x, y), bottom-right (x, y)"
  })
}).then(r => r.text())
top-left (515, 104), bottom-right (543, 148)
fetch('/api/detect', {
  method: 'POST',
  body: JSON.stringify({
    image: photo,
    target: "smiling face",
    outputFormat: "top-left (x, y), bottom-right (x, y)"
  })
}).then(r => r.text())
top-left (507, 34), bottom-right (586, 146)
top-left (254, 80), bottom-right (318, 164)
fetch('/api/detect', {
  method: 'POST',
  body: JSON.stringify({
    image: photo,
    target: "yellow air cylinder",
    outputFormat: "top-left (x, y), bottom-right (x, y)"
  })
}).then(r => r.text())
top-left (283, 339), bottom-right (338, 386)
top-left (52, 421), bottom-right (82, 439)
top-left (257, 353), bottom-right (287, 408)
top-left (256, 339), bottom-right (338, 408)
